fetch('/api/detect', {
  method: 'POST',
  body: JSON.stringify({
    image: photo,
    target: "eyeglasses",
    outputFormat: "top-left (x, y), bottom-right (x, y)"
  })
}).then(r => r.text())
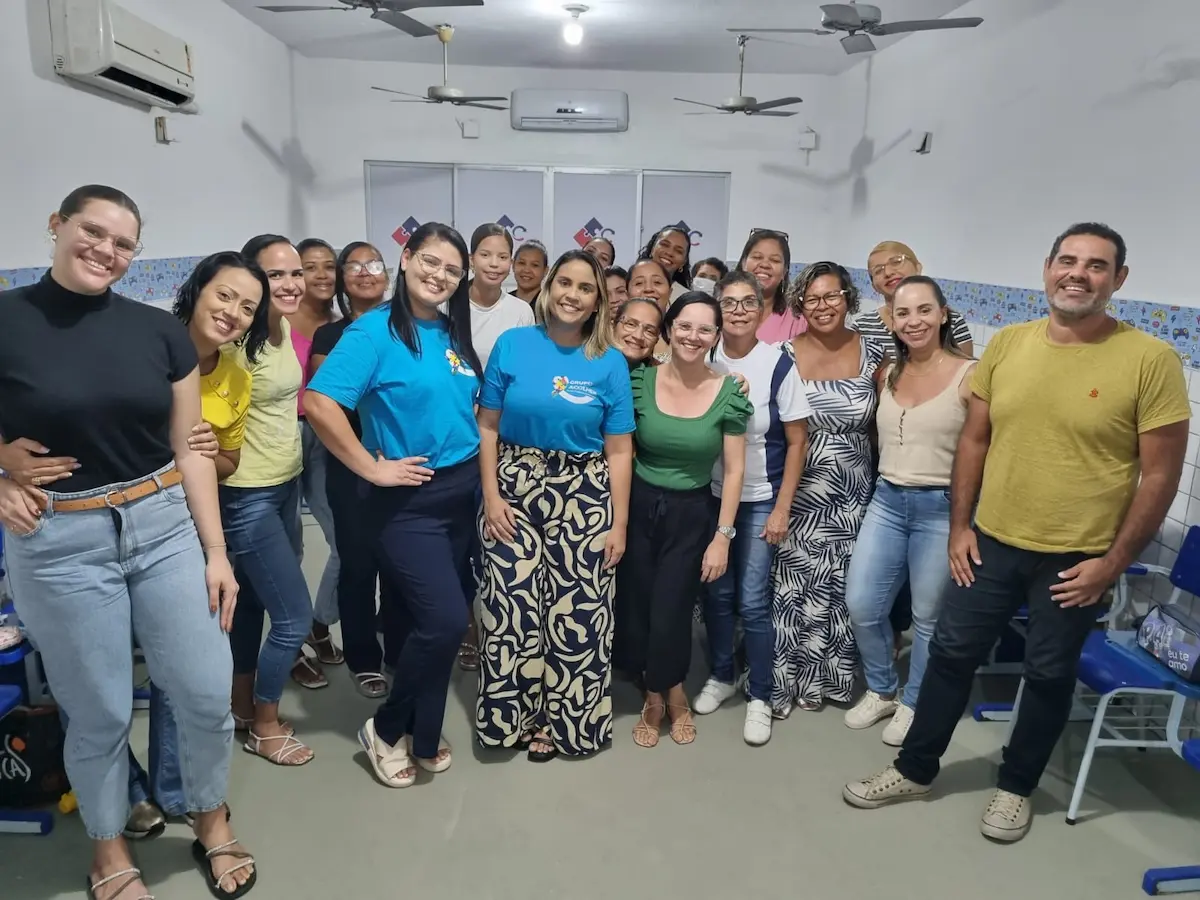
top-left (869, 254), bottom-right (912, 278)
top-left (673, 322), bottom-right (719, 338)
top-left (67, 219), bottom-right (142, 259)
top-left (345, 260), bottom-right (386, 277)
top-left (617, 317), bottom-right (660, 340)
top-left (750, 227), bottom-right (789, 242)
top-left (801, 290), bottom-right (848, 310)
top-left (719, 297), bottom-right (762, 313)
top-left (413, 252), bottom-right (465, 283)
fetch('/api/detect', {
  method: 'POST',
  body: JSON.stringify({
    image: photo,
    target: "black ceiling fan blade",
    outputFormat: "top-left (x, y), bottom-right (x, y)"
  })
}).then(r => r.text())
top-left (869, 17), bottom-right (984, 36)
top-left (674, 97), bottom-right (723, 110)
top-left (390, 99), bottom-right (438, 104)
top-left (753, 110), bottom-right (798, 117)
top-left (257, 5), bottom-right (348, 11)
top-left (459, 102), bottom-right (509, 110)
top-left (454, 95), bottom-right (509, 103)
top-left (748, 96), bottom-right (803, 111)
top-left (378, 0), bottom-right (484, 9)
top-left (372, 9), bottom-right (437, 36)
top-left (371, 86), bottom-right (428, 98)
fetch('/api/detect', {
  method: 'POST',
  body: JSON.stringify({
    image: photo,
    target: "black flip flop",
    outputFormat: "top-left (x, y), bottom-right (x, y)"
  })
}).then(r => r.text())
top-left (527, 734), bottom-right (559, 763)
top-left (191, 838), bottom-right (257, 899)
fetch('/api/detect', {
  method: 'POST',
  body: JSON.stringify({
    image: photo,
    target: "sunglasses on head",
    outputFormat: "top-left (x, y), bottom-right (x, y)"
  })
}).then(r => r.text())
top-left (750, 228), bottom-right (789, 242)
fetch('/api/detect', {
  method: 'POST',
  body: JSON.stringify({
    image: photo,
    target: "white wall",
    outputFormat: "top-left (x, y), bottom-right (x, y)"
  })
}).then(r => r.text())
top-left (0, 0), bottom-right (296, 269)
top-left (823, 0), bottom-right (1200, 303)
top-left (293, 57), bottom-right (839, 263)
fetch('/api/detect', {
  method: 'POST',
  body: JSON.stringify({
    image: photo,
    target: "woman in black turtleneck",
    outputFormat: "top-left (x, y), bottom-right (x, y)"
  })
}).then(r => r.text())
top-left (0, 185), bottom-right (257, 900)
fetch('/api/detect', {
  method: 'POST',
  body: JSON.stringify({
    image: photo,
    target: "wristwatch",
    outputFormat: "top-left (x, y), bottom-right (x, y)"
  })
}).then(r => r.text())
top-left (717, 525), bottom-right (736, 540)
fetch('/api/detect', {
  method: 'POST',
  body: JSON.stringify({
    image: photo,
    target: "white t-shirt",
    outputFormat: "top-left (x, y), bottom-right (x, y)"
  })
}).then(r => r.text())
top-left (443, 292), bottom-right (536, 369)
top-left (709, 341), bottom-right (813, 502)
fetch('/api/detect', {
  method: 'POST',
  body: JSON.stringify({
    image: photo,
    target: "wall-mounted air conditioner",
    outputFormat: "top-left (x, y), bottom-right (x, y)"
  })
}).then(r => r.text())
top-left (48, 0), bottom-right (196, 109)
top-left (510, 88), bottom-right (629, 133)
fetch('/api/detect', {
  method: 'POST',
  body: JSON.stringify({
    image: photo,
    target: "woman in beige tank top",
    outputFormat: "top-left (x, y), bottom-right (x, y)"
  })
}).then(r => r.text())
top-left (842, 276), bottom-right (976, 746)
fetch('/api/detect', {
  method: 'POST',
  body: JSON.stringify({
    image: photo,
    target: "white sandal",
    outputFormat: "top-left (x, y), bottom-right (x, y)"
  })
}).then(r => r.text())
top-left (86, 867), bottom-right (153, 900)
top-left (352, 671), bottom-right (389, 699)
top-left (242, 730), bottom-right (313, 766)
top-left (358, 719), bottom-right (417, 788)
top-left (412, 735), bottom-right (452, 773)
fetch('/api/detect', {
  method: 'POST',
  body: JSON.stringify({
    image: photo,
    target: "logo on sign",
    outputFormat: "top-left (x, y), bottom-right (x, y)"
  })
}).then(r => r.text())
top-left (675, 219), bottom-right (703, 248)
top-left (574, 217), bottom-right (615, 248)
top-left (0, 734), bottom-right (32, 786)
top-left (497, 214), bottom-right (527, 243)
top-left (391, 216), bottom-right (421, 247)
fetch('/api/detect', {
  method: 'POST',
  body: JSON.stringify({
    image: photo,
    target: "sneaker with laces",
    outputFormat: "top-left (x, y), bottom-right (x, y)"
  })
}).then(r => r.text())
top-left (980, 789), bottom-right (1032, 842)
top-left (743, 699), bottom-right (773, 746)
top-left (844, 690), bottom-right (899, 730)
top-left (881, 703), bottom-right (915, 746)
top-left (842, 764), bottom-right (932, 809)
top-left (693, 677), bottom-right (737, 715)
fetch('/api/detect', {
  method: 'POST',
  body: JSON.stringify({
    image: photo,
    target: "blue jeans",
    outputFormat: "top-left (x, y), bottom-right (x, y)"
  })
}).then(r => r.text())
top-left (844, 478), bottom-right (951, 709)
top-left (301, 420), bottom-right (340, 627)
top-left (702, 499), bottom-right (777, 702)
top-left (220, 477), bottom-right (314, 704)
top-left (5, 465), bottom-right (233, 840)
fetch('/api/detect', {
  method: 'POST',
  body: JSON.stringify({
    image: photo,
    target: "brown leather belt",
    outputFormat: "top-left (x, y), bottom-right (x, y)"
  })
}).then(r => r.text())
top-left (53, 469), bottom-right (185, 513)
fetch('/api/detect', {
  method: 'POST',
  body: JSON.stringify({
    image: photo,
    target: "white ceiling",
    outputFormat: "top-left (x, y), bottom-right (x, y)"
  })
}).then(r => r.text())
top-left (221, 0), bottom-right (982, 74)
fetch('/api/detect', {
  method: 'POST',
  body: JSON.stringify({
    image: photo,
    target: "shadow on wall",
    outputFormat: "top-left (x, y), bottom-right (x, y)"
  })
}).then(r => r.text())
top-left (1097, 50), bottom-right (1200, 108)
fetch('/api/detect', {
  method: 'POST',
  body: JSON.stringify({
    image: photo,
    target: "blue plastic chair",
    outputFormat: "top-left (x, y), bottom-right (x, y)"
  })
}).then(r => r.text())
top-left (1142, 739), bottom-right (1200, 894)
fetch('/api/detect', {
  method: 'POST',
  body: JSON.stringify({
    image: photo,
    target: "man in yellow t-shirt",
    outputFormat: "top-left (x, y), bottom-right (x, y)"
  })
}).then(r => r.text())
top-left (844, 223), bottom-right (1189, 843)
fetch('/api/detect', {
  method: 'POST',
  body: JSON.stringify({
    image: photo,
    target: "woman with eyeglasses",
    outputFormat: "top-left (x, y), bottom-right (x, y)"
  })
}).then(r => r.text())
top-left (640, 226), bottom-right (693, 304)
top-left (475, 250), bottom-right (634, 761)
top-left (306, 222), bottom-right (481, 789)
top-left (616, 293), bottom-right (752, 748)
top-left (222, 234), bottom-right (318, 763)
top-left (693, 272), bottom-right (812, 746)
top-left (737, 229), bottom-right (806, 344)
top-left (310, 242), bottom-right (401, 699)
top-left (583, 236), bottom-right (615, 269)
top-left (771, 262), bottom-right (885, 716)
top-left (290, 238), bottom-right (345, 683)
top-left (511, 239), bottom-right (549, 304)
top-left (0, 185), bottom-right (255, 899)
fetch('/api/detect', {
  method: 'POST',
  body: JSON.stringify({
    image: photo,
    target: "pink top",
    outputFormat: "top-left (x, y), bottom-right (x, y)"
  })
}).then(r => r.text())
top-left (291, 328), bottom-right (314, 417)
top-left (756, 309), bottom-right (807, 344)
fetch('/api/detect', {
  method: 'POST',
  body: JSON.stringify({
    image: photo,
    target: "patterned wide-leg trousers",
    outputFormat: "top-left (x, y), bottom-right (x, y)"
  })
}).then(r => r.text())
top-left (476, 442), bottom-right (616, 756)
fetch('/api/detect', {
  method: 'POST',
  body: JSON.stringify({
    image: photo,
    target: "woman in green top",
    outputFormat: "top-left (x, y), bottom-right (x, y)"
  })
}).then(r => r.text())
top-left (615, 292), bottom-right (753, 748)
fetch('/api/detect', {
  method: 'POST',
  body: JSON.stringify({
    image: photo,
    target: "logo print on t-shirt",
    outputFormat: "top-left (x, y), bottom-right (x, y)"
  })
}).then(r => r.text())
top-left (1089, 388), bottom-right (1099, 398)
top-left (445, 349), bottom-right (476, 377)
top-left (552, 375), bottom-right (596, 405)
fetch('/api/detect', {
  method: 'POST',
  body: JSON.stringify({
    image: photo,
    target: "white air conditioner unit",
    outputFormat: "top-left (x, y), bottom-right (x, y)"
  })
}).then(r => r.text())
top-left (48, 0), bottom-right (196, 109)
top-left (510, 88), bottom-right (629, 133)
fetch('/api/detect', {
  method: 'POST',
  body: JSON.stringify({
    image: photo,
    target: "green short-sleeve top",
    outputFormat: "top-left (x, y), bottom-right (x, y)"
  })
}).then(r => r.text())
top-left (630, 365), bottom-right (753, 491)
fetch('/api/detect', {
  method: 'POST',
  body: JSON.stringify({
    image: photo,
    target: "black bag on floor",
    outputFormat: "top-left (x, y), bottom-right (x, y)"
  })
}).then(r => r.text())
top-left (0, 705), bottom-right (70, 807)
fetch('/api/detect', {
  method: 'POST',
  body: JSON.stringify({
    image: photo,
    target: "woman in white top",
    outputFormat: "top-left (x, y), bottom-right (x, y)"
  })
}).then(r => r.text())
top-left (460, 224), bottom-right (535, 370)
top-left (693, 272), bottom-right (812, 746)
top-left (842, 275), bottom-right (976, 746)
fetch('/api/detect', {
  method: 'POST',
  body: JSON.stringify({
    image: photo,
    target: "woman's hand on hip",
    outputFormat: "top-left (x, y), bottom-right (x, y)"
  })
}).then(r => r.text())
top-left (187, 422), bottom-right (221, 459)
top-left (0, 438), bottom-right (78, 487)
top-left (701, 537), bottom-right (730, 583)
top-left (369, 452), bottom-right (434, 488)
top-left (204, 550), bottom-right (239, 632)
top-left (603, 524), bottom-right (626, 569)
top-left (483, 495), bottom-right (518, 543)
top-left (0, 478), bottom-right (47, 535)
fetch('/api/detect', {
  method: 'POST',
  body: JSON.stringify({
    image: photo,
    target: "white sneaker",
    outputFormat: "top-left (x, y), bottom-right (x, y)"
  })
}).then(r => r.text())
top-left (881, 703), bottom-right (915, 746)
top-left (844, 690), bottom-right (899, 730)
top-left (743, 700), bottom-right (773, 746)
top-left (842, 764), bottom-right (932, 809)
top-left (980, 789), bottom-right (1032, 842)
top-left (693, 677), bottom-right (737, 715)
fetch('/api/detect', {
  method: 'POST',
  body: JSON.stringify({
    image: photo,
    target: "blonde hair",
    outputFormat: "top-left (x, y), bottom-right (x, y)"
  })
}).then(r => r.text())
top-left (534, 249), bottom-right (613, 360)
top-left (867, 240), bottom-right (920, 268)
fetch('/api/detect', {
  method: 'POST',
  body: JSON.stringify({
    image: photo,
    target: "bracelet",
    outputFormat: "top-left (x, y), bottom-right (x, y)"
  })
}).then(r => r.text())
top-left (203, 542), bottom-right (227, 552)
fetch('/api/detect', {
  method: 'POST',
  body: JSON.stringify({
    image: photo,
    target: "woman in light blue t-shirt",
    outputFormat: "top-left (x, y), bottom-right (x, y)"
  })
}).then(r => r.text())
top-left (475, 249), bottom-right (635, 762)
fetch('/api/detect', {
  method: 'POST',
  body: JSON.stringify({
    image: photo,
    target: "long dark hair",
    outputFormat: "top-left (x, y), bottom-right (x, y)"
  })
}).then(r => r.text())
top-left (640, 226), bottom-right (693, 291)
top-left (241, 233), bottom-right (292, 263)
top-left (886, 274), bottom-right (969, 391)
top-left (173, 251), bottom-right (271, 364)
top-left (333, 240), bottom-right (384, 319)
top-left (737, 230), bottom-right (792, 315)
top-left (388, 223), bottom-right (481, 376)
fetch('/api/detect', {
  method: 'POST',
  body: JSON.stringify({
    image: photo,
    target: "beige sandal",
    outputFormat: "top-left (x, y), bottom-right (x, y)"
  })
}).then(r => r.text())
top-left (358, 719), bottom-right (417, 788)
top-left (633, 700), bottom-right (664, 748)
top-left (86, 867), bottom-right (153, 900)
top-left (668, 703), bottom-right (697, 745)
top-left (242, 730), bottom-right (313, 766)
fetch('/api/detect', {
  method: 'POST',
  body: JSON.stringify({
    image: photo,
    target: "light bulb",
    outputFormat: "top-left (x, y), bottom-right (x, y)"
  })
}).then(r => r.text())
top-left (563, 21), bottom-right (583, 45)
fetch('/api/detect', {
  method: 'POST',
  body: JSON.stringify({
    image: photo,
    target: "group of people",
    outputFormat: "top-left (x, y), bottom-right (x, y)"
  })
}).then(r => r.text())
top-left (0, 183), bottom-right (1189, 900)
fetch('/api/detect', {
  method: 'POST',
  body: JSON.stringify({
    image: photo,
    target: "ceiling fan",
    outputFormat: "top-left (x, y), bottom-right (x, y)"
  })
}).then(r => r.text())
top-left (371, 24), bottom-right (508, 110)
top-left (257, 0), bottom-right (484, 39)
top-left (673, 34), bottom-right (802, 117)
top-left (730, 2), bottom-right (983, 55)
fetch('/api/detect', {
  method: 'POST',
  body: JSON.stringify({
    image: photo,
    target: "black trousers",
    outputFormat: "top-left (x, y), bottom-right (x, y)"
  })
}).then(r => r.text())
top-left (895, 531), bottom-right (1099, 796)
top-left (325, 455), bottom-right (406, 675)
top-left (615, 474), bottom-right (713, 694)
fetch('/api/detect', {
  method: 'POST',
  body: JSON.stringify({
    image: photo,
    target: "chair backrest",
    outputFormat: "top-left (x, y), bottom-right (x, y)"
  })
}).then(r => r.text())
top-left (1171, 526), bottom-right (1200, 599)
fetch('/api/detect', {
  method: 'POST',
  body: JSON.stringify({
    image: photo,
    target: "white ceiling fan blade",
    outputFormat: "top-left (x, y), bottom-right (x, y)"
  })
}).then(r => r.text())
top-left (748, 96), bottom-right (803, 111)
top-left (257, 5), bottom-right (348, 11)
top-left (371, 86), bottom-right (427, 98)
top-left (821, 3), bottom-right (864, 28)
top-left (459, 102), bottom-right (509, 110)
top-left (377, 0), bottom-right (483, 9)
top-left (841, 33), bottom-right (876, 54)
top-left (390, 99), bottom-right (437, 104)
top-left (453, 95), bottom-right (509, 103)
top-left (684, 111), bottom-right (728, 116)
top-left (728, 28), bottom-right (833, 36)
top-left (753, 110), bottom-right (798, 117)
top-left (869, 17), bottom-right (984, 36)
top-left (371, 9), bottom-right (437, 36)
top-left (674, 97), bottom-right (724, 110)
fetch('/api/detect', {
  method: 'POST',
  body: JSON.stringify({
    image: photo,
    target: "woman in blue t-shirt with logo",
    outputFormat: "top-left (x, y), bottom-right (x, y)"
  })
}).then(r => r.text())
top-left (305, 222), bottom-right (481, 789)
top-left (474, 250), bottom-right (635, 761)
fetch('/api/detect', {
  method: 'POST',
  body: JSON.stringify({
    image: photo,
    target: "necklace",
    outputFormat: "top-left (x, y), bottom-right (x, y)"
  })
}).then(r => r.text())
top-left (905, 354), bottom-right (946, 377)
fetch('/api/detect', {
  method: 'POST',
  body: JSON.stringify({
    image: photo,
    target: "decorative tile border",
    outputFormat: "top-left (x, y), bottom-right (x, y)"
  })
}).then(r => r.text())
top-left (0, 256), bottom-right (204, 303)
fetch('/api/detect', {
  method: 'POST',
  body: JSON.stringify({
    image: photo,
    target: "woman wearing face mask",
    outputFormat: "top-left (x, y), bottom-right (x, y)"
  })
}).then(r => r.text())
top-left (843, 276), bottom-right (974, 746)
top-left (306, 222), bottom-right (481, 788)
top-left (616, 293), bottom-right (752, 748)
top-left (475, 250), bottom-right (634, 761)
top-left (511, 239), bottom-right (548, 305)
top-left (694, 272), bottom-right (812, 746)
top-left (605, 265), bottom-right (630, 319)
top-left (290, 238), bottom-right (344, 677)
top-left (738, 229), bottom-right (806, 344)
top-left (692, 257), bottom-right (728, 285)
top-left (771, 262), bottom-right (884, 716)
top-left (640, 226), bottom-right (692, 304)
top-left (0, 185), bottom-right (253, 899)
top-left (613, 298), bottom-right (664, 369)
top-left (310, 242), bottom-right (402, 699)
top-left (223, 234), bottom-right (318, 763)
top-left (583, 236), bottom-right (615, 269)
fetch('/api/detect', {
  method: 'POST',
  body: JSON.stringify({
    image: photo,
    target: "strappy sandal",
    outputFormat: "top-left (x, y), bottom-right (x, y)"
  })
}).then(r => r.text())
top-left (243, 730), bottom-right (313, 767)
top-left (457, 641), bottom-right (480, 672)
top-left (358, 719), bottom-right (417, 788)
top-left (191, 838), bottom-right (257, 899)
top-left (232, 713), bottom-right (293, 736)
top-left (633, 700), bottom-right (665, 748)
top-left (86, 867), bottom-right (153, 900)
top-left (527, 733), bottom-right (558, 763)
top-left (305, 632), bottom-right (344, 666)
top-left (668, 703), bottom-right (697, 745)
top-left (796, 698), bottom-right (823, 712)
top-left (412, 735), bottom-right (452, 773)
top-left (290, 655), bottom-right (328, 689)
top-left (352, 671), bottom-right (389, 699)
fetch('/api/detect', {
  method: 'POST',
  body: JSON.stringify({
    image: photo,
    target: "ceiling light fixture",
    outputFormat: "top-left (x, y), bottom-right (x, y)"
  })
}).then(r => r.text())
top-left (562, 5), bottom-right (587, 46)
